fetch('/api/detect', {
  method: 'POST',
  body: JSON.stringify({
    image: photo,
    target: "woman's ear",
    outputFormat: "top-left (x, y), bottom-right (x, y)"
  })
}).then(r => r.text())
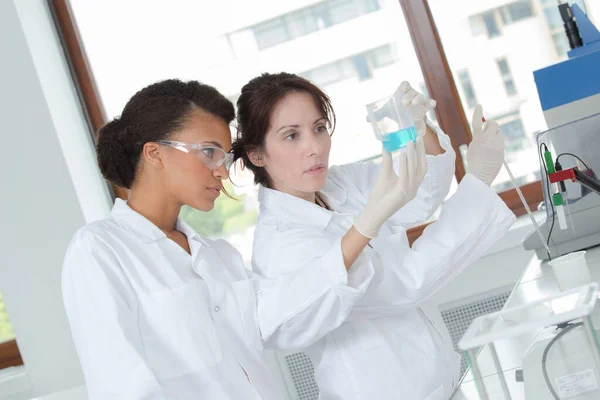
top-left (142, 142), bottom-right (165, 169)
top-left (247, 149), bottom-right (266, 167)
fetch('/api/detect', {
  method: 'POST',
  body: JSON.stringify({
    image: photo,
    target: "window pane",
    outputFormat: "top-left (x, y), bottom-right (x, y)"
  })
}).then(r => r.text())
top-left (0, 293), bottom-right (15, 343)
top-left (496, 58), bottom-right (517, 96)
top-left (253, 18), bottom-right (289, 50)
top-left (360, 0), bottom-right (381, 14)
top-left (469, 15), bottom-right (485, 36)
top-left (506, 0), bottom-right (534, 23)
top-left (369, 44), bottom-right (395, 68)
top-left (552, 31), bottom-right (570, 57)
top-left (303, 62), bottom-right (345, 86)
top-left (312, 3), bottom-right (333, 29)
top-left (352, 54), bottom-right (372, 81)
top-left (70, 0), bottom-right (430, 264)
top-left (286, 9), bottom-right (319, 39)
top-left (542, 1), bottom-right (594, 56)
top-left (429, 0), bottom-right (593, 192)
top-left (483, 11), bottom-right (501, 38)
top-left (457, 70), bottom-right (478, 109)
top-left (328, 0), bottom-right (361, 25)
top-left (543, 7), bottom-right (562, 30)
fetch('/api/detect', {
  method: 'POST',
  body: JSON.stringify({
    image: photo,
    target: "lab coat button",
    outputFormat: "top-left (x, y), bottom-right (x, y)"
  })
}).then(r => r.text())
top-left (214, 306), bottom-right (220, 312)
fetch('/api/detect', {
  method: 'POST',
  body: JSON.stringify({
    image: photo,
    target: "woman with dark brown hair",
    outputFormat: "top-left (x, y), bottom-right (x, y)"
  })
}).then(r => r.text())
top-left (232, 72), bottom-right (515, 399)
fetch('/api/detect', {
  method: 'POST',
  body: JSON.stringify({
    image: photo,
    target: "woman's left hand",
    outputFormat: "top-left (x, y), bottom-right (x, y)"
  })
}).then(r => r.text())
top-left (399, 82), bottom-right (436, 138)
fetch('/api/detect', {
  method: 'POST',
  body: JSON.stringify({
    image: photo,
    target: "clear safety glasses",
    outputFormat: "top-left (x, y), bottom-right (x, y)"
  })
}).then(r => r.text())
top-left (157, 140), bottom-right (234, 171)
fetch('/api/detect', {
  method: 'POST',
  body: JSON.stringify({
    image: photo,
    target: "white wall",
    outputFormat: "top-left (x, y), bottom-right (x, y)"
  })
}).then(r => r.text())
top-left (0, 0), bottom-right (111, 398)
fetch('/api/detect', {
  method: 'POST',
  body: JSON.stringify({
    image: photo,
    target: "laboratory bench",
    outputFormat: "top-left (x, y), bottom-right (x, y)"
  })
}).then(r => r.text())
top-left (450, 245), bottom-right (600, 400)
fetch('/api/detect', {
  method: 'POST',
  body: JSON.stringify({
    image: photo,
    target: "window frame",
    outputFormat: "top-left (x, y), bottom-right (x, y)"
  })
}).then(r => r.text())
top-left (46, 0), bottom-right (542, 260)
top-left (399, 0), bottom-right (542, 243)
top-left (0, 341), bottom-right (23, 370)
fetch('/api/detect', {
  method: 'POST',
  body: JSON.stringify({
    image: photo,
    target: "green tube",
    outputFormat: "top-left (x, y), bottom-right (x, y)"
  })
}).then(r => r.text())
top-left (553, 193), bottom-right (564, 206)
top-left (545, 150), bottom-right (556, 174)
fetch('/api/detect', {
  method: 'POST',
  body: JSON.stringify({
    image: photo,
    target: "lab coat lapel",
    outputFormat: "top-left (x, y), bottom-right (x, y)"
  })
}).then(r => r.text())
top-left (321, 176), bottom-right (348, 210)
top-left (191, 245), bottom-right (240, 288)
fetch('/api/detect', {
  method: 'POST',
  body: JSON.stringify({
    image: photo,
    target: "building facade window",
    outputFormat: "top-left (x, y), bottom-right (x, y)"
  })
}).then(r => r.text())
top-left (496, 57), bottom-right (517, 96)
top-left (541, 0), bottom-right (588, 57)
top-left (482, 11), bottom-right (501, 38)
top-left (469, 0), bottom-right (535, 38)
top-left (457, 69), bottom-right (478, 109)
top-left (501, 0), bottom-right (534, 24)
top-left (301, 44), bottom-right (398, 86)
top-left (499, 113), bottom-right (528, 155)
top-left (253, 18), bottom-right (289, 49)
top-left (252, 0), bottom-right (381, 50)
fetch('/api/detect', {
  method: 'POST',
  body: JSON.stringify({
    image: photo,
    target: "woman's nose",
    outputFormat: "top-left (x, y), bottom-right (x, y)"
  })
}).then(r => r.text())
top-left (213, 162), bottom-right (229, 180)
top-left (306, 132), bottom-right (324, 157)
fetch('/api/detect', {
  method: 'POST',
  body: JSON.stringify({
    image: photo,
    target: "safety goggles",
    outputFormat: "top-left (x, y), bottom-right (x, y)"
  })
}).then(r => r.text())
top-left (156, 140), bottom-right (234, 171)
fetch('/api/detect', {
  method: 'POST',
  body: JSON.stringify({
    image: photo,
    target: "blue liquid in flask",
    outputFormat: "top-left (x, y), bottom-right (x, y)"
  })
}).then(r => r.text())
top-left (381, 126), bottom-right (417, 153)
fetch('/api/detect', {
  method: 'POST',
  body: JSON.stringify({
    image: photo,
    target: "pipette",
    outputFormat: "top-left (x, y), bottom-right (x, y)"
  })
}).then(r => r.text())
top-left (482, 116), bottom-right (551, 257)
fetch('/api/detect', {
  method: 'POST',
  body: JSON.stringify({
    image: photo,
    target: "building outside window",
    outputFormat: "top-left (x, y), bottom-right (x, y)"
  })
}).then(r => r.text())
top-left (541, 0), bottom-right (588, 57)
top-left (457, 69), bottom-right (478, 109)
top-left (497, 57), bottom-right (517, 96)
top-left (252, 0), bottom-right (381, 50)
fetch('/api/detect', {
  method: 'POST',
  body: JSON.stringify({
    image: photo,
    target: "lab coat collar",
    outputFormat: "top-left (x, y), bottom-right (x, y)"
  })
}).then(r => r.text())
top-left (111, 198), bottom-right (207, 245)
top-left (258, 185), bottom-right (333, 230)
top-left (320, 176), bottom-right (348, 210)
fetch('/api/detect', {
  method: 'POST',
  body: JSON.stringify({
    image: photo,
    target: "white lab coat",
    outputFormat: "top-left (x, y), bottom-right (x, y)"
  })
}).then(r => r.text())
top-left (252, 127), bottom-right (517, 400)
top-left (62, 199), bottom-right (374, 399)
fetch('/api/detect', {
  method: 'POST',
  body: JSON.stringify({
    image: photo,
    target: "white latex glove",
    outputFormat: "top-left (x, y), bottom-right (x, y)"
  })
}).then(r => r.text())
top-left (466, 105), bottom-right (506, 186)
top-left (354, 139), bottom-right (428, 239)
top-left (399, 81), bottom-right (437, 138)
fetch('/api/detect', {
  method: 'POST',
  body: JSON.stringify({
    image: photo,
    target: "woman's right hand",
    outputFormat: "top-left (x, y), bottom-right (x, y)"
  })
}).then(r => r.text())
top-left (353, 139), bottom-right (428, 239)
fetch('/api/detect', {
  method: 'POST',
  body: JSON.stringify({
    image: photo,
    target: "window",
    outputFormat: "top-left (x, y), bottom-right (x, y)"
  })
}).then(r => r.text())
top-left (501, 0), bottom-right (534, 24)
top-left (360, 0), bottom-right (380, 13)
top-left (368, 44), bottom-right (397, 68)
top-left (543, 7), bottom-right (563, 30)
top-left (496, 57), bottom-right (517, 96)
top-left (285, 9), bottom-right (319, 39)
top-left (68, 0), bottom-right (431, 261)
top-left (551, 31), bottom-right (570, 57)
top-left (430, 0), bottom-right (562, 193)
top-left (470, 1), bottom-right (535, 38)
top-left (499, 114), bottom-right (528, 154)
top-left (249, 0), bottom-right (382, 50)
top-left (302, 44), bottom-right (398, 86)
top-left (253, 18), bottom-right (289, 50)
top-left (313, 3), bottom-right (333, 29)
top-left (469, 15), bottom-right (486, 36)
top-left (0, 294), bottom-right (15, 344)
top-left (328, 0), bottom-right (362, 25)
top-left (64, 0), bottom-right (549, 276)
top-left (303, 62), bottom-right (349, 86)
top-left (352, 54), bottom-right (372, 81)
top-left (482, 11), bottom-right (501, 38)
top-left (541, 0), bottom-right (590, 57)
top-left (457, 70), bottom-right (477, 109)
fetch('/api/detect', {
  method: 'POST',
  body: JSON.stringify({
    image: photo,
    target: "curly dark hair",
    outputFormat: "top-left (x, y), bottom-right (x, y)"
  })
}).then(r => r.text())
top-left (96, 79), bottom-right (234, 189)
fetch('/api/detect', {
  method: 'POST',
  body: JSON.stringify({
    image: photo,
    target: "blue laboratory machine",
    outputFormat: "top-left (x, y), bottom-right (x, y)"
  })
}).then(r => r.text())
top-left (524, 4), bottom-right (600, 260)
